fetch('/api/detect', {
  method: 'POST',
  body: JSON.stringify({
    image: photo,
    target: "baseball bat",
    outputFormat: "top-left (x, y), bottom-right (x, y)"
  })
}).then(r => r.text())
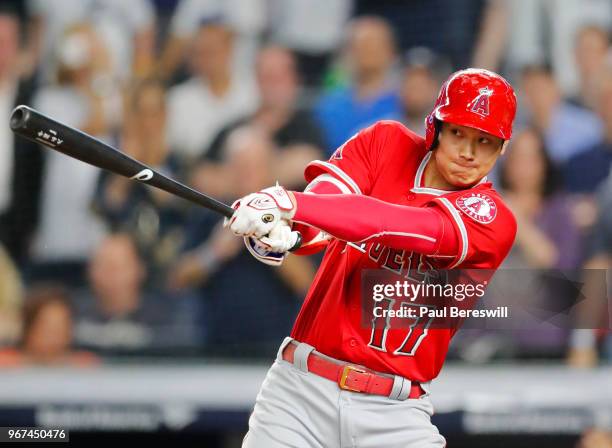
top-left (9, 105), bottom-right (301, 250)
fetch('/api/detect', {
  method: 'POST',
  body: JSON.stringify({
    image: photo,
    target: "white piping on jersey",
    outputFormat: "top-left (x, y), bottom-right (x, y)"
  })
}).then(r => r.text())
top-left (412, 151), bottom-right (489, 196)
top-left (356, 231), bottom-right (436, 244)
top-left (310, 161), bottom-right (363, 195)
top-left (411, 187), bottom-right (445, 196)
top-left (299, 229), bottom-right (332, 247)
top-left (413, 152), bottom-right (448, 195)
top-left (413, 151), bottom-right (431, 188)
top-left (346, 241), bottom-right (367, 253)
top-left (290, 219), bottom-right (436, 247)
top-left (305, 173), bottom-right (353, 194)
top-left (436, 197), bottom-right (468, 268)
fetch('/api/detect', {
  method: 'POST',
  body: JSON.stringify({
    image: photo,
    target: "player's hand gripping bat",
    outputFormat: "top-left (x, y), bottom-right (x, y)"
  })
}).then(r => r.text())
top-left (9, 105), bottom-right (301, 251)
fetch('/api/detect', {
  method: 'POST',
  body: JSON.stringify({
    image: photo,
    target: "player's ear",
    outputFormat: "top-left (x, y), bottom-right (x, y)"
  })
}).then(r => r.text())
top-left (500, 140), bottom-right (509, 155)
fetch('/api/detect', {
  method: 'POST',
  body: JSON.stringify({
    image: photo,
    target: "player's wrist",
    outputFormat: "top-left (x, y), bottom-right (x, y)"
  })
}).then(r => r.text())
top-left (285, 190), bottom-right (297, 219)
top-left (290, 191), bottom-right (313, 223)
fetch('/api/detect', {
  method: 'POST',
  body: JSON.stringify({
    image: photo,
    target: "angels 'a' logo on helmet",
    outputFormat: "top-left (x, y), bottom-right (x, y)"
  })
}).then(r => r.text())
top-left (470, 87), bottom-right (493, 117)
top-left (456, 192), bottom-right (497, 224)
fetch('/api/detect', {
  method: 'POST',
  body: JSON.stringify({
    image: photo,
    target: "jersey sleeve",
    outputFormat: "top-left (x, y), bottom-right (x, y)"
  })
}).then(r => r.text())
top-left (290, 174), bottom-right (344, 256)
top-left (429, 188), bottom-right (517, 269)
top-left (303, 122), bottom-right (382, 195)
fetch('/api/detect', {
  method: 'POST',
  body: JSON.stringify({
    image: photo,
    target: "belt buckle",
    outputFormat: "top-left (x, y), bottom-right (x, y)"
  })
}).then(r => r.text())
top-left (339, 365), bottom-right (366, 392)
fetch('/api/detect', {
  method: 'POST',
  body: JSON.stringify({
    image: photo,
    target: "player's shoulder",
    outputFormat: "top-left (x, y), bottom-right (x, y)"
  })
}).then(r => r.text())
top-left (439, 183), bottom-right (517, 231)
top-left (371, 120), bottom-right (425, 147)
top-left (434, 183), bottom-right (517, 267)
top-left (367, 120), bottom-right (427, 163)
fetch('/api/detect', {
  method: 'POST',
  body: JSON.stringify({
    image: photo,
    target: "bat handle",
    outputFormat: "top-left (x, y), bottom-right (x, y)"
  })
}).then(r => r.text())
top-left (290, 231), bottom-right (303, 252)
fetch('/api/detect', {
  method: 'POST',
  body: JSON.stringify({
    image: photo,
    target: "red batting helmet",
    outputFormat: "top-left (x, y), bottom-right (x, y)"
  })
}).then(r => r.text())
top-left (425, 68), bottom-right (517, 150)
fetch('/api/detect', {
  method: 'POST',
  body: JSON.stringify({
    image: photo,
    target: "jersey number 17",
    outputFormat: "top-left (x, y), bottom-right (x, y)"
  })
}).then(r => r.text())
top-left (368, 300), bottom-right (436, 356)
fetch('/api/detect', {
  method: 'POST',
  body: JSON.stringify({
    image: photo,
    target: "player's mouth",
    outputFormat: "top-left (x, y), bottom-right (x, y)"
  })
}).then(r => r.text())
top-left (453, 160), bottom-right (478, 169)
top-left (452, 162), bottom-right (478, 176)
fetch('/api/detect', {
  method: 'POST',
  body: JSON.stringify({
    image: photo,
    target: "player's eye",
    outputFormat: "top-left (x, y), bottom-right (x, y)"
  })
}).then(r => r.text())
top-left (479, 137), bottom-right (490, 145)
top-left (451, 128), bottom-right (461, 137)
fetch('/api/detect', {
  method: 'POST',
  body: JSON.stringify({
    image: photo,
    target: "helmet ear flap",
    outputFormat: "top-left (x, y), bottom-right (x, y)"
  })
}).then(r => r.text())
top-left (429, 119), bottom-right (441, 150)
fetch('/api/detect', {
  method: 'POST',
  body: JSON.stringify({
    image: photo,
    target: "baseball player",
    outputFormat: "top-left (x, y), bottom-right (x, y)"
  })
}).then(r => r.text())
top-left (228, 68), bottom-right (518, 448)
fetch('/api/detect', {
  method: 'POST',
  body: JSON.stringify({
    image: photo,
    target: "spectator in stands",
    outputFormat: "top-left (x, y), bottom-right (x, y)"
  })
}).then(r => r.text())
top-left (0, 285), bottom-right (99, 367)
top-left (355, 0), bottom-right (483, 70)
top-left (166, 19), bottom-right (258, 163)
top-left (501, 129), bottom-right (583, 270)
top-left (158, 0), bottom-right (266, 82)
top-left (567, 173), bottom-right (612, 367)
top-left (194, 45), bottom-right (324, 193)
top-left (94, 79), bottom-right (187, 284)
top-left (169, 126), bottom-right (315, 357)
top-left (30, 23), bottom-right (117, 286)
top-left (73, 233), bottom-right (197, 355)
top-left (464, 129), bottom-right (582, 359)
top-left (472, 0), bottom-right (612, 95)
top-left (267, 0), bottom-right (353, 87)
top-left (572, 24), bottom-right (611, 110)
top-left (0, 7), bottom-right (41, 264)
top-left (25, 0), bottom-right (155, 81)
top-left (577, 429), bottom-right (612, 448)
top-left (564, 70), bottom-right (612, 194)
top-left (399, 48), bottom-right (448, 136)
top-left (518, 64), bottom-right (603, 164)
top-left (315, 16), bottom-right (401, 154)
top-left (0, 245), bottom-right (23, 347)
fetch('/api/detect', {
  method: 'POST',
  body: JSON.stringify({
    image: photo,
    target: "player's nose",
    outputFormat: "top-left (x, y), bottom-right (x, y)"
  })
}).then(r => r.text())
top-left (458, 141), bottom-right (476, 160)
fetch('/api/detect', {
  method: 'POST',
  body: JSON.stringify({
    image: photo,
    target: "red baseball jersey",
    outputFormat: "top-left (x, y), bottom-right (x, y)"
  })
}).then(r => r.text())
top-left (290, 120), bottom-right (517, 382)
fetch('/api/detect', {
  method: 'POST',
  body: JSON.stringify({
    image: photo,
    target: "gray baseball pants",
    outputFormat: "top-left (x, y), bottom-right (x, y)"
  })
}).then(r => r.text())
top-left (242, 337), bottom-right (446, 448)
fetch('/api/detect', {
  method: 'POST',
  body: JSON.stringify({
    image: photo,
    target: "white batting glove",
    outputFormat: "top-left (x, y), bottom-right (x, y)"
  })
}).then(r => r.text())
top-left (227, 185), bottom-right (296, 238)
top-left (259, 220), bottom-right (302, 253)
top-left (243, 220), bottom-right (301, 266)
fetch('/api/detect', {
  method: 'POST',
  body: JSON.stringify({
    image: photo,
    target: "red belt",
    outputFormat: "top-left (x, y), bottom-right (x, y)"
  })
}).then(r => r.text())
top-left (282, 342), bottom-right (425, 399)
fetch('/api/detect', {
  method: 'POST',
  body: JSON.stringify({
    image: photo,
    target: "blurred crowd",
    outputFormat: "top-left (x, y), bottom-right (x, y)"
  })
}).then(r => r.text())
top-left (0, 0), bottom-right (610, 368)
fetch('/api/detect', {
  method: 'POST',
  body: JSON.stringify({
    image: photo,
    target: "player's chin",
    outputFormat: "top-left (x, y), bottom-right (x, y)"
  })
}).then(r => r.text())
top-left (448, 174), bottom-right (480, 189)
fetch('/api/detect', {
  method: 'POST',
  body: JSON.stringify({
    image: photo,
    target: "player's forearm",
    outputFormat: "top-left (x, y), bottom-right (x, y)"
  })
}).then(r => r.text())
top-left (291, 192), bottom-right (457, 255)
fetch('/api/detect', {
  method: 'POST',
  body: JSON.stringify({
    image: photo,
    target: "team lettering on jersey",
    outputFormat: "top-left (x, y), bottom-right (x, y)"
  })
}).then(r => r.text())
top-left (346, 240), bottom-right (445, 284)
top-left (345, 239), bottom-right (452, 356)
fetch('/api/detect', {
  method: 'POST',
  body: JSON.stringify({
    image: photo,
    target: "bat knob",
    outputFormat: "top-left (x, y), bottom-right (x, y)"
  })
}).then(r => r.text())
top-left (10, 105), bottom-right (32, 131)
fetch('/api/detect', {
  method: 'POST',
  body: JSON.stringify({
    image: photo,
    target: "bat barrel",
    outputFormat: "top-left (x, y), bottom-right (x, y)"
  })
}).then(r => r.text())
top-left (9, 105), bottom-right (236, 218)
top-left (9, 105), bottom-right (302, 250)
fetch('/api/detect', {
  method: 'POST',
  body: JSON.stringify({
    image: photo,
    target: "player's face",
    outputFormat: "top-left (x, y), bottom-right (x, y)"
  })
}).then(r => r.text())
top-left (433, 122), bottom-right (505, 188)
